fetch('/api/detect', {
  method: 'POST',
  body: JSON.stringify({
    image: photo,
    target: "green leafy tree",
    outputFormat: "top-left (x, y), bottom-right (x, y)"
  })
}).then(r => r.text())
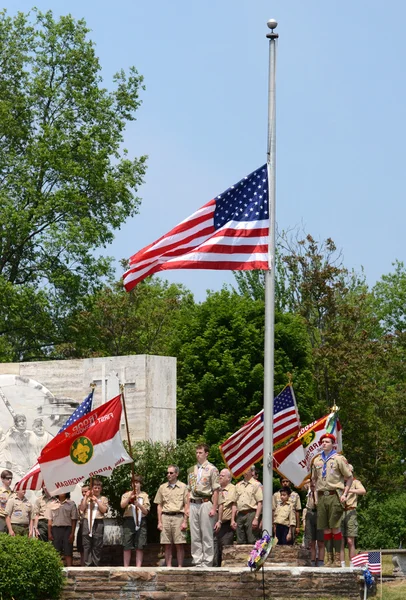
top-left (0, 9), bottom-right (146, 360)
top-left (168, 287), bottom-right (314, 441)
top-left (373, 260), bottom-right (406, 335)
top-left (54, 278), bottom-right (193, 358)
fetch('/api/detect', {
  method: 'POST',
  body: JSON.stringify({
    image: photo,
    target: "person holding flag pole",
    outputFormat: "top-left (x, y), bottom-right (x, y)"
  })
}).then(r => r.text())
top-left (119, 384), bottom-right (150, 567)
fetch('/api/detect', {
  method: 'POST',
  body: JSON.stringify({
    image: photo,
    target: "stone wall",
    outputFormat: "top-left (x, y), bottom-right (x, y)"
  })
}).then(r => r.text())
top-left (62, 566), bottom-right (361, 600)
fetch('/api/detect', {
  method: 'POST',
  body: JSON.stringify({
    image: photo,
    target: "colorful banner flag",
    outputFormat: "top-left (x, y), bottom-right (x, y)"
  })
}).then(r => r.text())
top-left (123, 165), bottom-right (269, 291)
top-left (38, 395), bottom-right (132, 494)
top-left (220, 385), bottom-right (300, 478)
top-left (14, 390), bottom-right (94, 492)
top-left (273, 412), bottom-right (342, 487)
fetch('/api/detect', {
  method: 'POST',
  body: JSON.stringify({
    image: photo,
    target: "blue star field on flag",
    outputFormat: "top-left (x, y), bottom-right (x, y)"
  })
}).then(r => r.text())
top-left (213, 165), bottom-right (268, 228)
top-left (57, 390), bottom-right (94, 434)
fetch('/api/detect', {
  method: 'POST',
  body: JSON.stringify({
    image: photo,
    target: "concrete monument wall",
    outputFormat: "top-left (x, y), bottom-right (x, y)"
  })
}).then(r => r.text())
top-left (0, 355), bottom-right (176, 479)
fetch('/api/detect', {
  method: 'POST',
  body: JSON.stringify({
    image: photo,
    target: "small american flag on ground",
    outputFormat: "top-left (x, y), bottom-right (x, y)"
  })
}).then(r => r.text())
top-left (351, 552), bottom-right (382, 574)
top-left (220, 385), bottom-right (300, 478)
top-left (123, 165), bottom-right (269, 291)
top-left (14, 390), bottom-right (94, 491)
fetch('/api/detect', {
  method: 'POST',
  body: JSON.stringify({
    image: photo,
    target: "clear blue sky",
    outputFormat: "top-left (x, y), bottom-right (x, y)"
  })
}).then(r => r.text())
top-left (4, 1), bottom-right (405, 300)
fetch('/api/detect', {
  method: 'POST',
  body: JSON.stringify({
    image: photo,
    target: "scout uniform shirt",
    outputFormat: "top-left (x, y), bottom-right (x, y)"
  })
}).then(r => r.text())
top-left (312, 453), bottom-right (353, 492)
top-left (218, 483), bottom-right (237, 522)
top-left (34, 494), bottom-right (54, 521)
top-left (122, 491), bottom-right (150, 517)
top-left (272, 489), bottom-right (302, 512)
top-left (5, 495), bottom-right (32, 525)
top-left (344, 479), bottom-right (365, 510)
top-left (82, 495), bottom-right (109, 519)
top-left (154, 481), bottom-right (188, 513)
top-left (235, 478), bottom-right (263, 511)
top-left (48, 499), bottom-right (79, 526)
top-left (188, 461), bottom-right (220, 500)
top-left (0, 485), bottom-right (13, 519)
top-left (274, 501), bottom-right (296, 527)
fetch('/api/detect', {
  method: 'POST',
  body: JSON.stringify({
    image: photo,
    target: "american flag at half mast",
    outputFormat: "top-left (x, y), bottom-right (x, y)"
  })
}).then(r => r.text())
top-left (123, 165), bottom-right (269, 291)
top-left (220, 385), bottom-right (300, 478)
top-left (14, 390), bottom-right (94, 491)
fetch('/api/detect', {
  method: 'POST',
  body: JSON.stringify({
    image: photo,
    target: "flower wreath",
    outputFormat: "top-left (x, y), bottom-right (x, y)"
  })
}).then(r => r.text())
top-left (247, 531), bottom-right (274, 571)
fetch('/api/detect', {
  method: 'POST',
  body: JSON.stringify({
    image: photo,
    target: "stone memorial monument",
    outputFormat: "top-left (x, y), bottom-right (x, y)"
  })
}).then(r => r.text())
top-left (0, 354), bottom-right (176, 479)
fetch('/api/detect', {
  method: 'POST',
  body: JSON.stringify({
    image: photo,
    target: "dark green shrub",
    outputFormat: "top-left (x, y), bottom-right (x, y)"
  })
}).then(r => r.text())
top-left (358, 492), bottom-right (406, 549)
top-left (0, 536), bottom-right (64, 600)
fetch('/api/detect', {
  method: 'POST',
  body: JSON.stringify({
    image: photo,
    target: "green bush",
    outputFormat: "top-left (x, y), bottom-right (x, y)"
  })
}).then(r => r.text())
top-left (358, 492), bottom-right (406, 549)
top-left (0, 536), bottom-right (64, 600)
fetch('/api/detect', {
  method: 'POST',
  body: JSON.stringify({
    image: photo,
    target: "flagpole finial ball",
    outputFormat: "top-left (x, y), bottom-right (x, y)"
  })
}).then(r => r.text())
top-left (267, 19), bottom-right (278, 30)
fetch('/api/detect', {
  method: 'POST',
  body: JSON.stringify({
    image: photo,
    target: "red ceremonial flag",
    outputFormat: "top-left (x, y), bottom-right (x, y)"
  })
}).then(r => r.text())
top-left (38, 395), bottom-right (132, 494)
top-left (273, 412), bottom-right (343, 487)
top-left (123, 165), bottom-right (269, 291)
top-left (220, 385), bottom-right (300, 478)
top-left (14, 390), bottom-right (95, 492)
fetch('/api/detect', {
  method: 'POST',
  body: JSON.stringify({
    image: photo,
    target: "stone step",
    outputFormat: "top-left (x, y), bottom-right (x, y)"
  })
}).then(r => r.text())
top-left (140, 593), bottom-right (187, 600)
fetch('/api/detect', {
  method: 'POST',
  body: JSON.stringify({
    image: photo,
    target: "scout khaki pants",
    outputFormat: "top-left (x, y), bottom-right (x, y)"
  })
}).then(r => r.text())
top-left (190, 501), bottom-right (216, 567)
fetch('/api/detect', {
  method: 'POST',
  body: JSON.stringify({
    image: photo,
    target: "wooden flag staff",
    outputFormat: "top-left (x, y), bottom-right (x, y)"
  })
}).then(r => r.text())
top-left (120, 384), bottom-right (138, 526)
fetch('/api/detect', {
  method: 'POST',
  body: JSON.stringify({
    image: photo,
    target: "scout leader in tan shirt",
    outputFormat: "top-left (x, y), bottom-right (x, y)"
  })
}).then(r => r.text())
top-left (311, 433), bottom-right (353, 567)
top-left (154, 464), bottom-right (189, 567)
top-left (235, 468), bottom-right (263, 544)
top-left (5, 489), bottom-right (33, 536)
top-left (214, 469), bottom-right (237, 567)
top-left (0, 469), bottom-right (13, 534)
top-left (187, 443), bottom-right (220, 568)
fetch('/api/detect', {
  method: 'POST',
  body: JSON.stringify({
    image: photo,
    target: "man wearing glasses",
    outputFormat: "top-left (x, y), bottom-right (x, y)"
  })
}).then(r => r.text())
top-left (0, 470), bottom-right (13, 534)
top-left (154, 465), bottom-right (189, 567)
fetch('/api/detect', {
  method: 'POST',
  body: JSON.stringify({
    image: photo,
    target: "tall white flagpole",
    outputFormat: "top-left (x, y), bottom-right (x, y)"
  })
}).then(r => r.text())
top-left (262, 18), bottom-right (278, 535)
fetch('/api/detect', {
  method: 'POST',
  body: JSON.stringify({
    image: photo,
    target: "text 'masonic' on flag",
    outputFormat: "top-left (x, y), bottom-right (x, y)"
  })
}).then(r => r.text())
top-left (123, 165), bottom-right (269, 291)
top-left (38, 395), bottom-right (132, 495)
top-left (14, 390), bottom-right (95, 492)
top-left (351, 552), bottom-right (382, 574)
top-left (219, 384), bottom-right (300, 478)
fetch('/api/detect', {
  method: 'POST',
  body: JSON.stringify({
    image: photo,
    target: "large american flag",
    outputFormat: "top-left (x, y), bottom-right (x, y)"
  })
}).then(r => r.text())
top-left (220, 385), bottom-right (300, 478)
top-left (351, 551), bottom-right (382, 574)
top-left (123, 165), bottom-right (269, 291)
top-left (14, 390), bottom-right (94, 491)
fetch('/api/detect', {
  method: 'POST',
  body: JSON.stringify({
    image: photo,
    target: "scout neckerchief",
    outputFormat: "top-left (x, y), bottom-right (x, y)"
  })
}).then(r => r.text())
top-left (320, 448), bottom-right (337, 479)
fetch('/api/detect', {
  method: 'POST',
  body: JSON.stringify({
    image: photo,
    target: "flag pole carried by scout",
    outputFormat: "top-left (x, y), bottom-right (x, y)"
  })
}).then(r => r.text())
top-left (262, 18), bottom-right (278, 535)
top-left (120, 384), bottom-right (139, 527)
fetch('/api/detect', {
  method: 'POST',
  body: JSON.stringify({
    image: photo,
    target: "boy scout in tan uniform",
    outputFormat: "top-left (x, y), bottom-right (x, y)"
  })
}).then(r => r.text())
top-left (154, 464), bottom-right (188, 567)
top-left (48, 494), bottom-right (78, 566)
top-left (273, 487), bottom-right (296, 545)
top-left (79, 479), bottom-right (108, 566)
top-left (5, 489), bottom-right (33, 536)
top-left (121, 475), bottom-right (150, 567)
top-left (187, 444), bottom-right (220, 568)
top-left (339, 469), bottom-right (366, 566)
top-left (272, 477), bottom-right (301, 538)
top-left (33, 487), bottom-right (54, 541)
top-left (235, 468), bottom-right (263, 544)
top-left (214, 469), bottom-right (237, 566)
top-left (0, 470), bottom-right (13, 534)
top-left (311, 433), bottom-right (353, 567)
